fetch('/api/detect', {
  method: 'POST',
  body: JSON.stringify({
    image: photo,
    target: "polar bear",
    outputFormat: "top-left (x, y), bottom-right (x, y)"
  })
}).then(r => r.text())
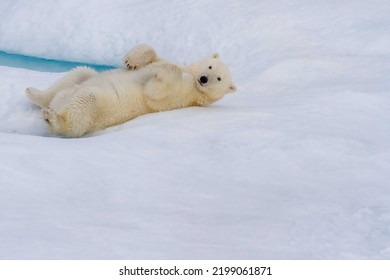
top-left (26, 44), bottom-right (236, 137)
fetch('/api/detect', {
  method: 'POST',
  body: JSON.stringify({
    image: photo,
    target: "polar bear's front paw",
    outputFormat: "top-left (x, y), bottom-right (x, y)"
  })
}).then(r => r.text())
top-left (123, 44), bottom-right (158, 70)
top-left (124, 56), bottom-right (143, 70)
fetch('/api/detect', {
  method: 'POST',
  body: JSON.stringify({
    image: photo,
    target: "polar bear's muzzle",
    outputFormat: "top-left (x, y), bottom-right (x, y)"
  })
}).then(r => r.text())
top-left (198, 75), bottom-right (208, 86)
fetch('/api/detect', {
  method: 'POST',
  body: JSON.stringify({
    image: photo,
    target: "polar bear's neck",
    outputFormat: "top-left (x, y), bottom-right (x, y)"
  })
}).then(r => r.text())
top-left (182, 72), bottom-right (216, 107)
top-left (194, 91), bottom-right (217, 107)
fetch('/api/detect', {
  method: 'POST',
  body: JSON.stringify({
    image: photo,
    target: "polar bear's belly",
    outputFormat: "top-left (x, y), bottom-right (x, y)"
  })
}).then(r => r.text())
top-left (87, 71), bottom-right (153, 129)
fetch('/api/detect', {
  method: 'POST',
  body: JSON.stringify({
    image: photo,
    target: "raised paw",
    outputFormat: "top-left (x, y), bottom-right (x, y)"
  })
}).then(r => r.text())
top-left (124, 56), bottom-right (139, 70)
top-left (123, 44), bottom-right (158, 70)
top-left (123, 53), bottom-right (148, 70)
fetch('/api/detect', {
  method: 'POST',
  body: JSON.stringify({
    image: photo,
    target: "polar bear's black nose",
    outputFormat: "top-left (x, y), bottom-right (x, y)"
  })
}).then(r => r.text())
top-left (199, 76), bottom-right (208, 84)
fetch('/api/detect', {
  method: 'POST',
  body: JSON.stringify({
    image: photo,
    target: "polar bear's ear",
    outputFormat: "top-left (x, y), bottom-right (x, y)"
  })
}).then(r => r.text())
top-left (228, 83), bottom-right (237, 93)
top-left (212, 52), bottom-right (220, 59)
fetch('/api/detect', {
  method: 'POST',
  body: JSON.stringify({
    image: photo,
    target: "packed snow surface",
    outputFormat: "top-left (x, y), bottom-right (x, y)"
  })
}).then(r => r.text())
top-left (1, 0), bottom-right (390, 259)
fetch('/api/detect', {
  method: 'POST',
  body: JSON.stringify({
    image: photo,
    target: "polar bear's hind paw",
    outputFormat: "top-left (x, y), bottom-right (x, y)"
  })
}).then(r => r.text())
top-left (42, 108), bottom-right (56, 126)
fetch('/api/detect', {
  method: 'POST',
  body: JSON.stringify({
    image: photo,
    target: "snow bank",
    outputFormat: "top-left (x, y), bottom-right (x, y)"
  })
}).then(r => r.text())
top-left (2, 0), bottom-right (390, 68)
top-left (1, 0), bottom-right (390, 259)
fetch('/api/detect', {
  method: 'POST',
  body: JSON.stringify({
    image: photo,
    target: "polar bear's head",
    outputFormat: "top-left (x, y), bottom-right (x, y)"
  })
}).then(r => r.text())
top-left (188, 53), bottom-right (236, 103)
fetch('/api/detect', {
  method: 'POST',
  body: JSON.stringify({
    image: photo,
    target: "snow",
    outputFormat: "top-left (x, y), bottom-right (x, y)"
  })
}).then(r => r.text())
top-left (1, 0), bottom-right (390, 259)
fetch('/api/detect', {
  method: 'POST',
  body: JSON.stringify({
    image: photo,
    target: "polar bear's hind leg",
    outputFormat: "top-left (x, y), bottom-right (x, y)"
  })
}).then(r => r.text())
top-left (43, 90), bottom-right (97, 137)
top-left (26, 66), bottom-right (98, 108)
top-left (26, 87), bottom-right (47, 108)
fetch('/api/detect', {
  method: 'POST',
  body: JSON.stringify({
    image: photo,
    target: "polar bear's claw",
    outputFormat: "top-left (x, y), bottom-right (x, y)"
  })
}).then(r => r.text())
top-left (127, 64), bottom-right (137, 70)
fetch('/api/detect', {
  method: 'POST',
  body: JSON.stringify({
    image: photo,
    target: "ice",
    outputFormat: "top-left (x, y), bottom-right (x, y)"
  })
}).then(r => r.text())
top-left (0, 0), bottom-right (390, 259)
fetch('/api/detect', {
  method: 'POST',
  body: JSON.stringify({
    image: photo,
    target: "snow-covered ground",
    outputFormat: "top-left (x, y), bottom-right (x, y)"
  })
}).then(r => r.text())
top-left (1, 0), bottom-right (390, 259)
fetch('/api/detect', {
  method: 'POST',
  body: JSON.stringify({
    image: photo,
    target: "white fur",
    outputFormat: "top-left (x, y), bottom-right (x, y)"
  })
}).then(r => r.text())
top-left (26, 44), bottom-right (236, 137)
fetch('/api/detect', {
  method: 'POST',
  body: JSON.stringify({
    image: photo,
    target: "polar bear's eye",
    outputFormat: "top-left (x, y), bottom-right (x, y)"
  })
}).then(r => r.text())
top-left (217, 77), bottom-right (221, 81)
top-left (209, 66), bottom-right (212, 69)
